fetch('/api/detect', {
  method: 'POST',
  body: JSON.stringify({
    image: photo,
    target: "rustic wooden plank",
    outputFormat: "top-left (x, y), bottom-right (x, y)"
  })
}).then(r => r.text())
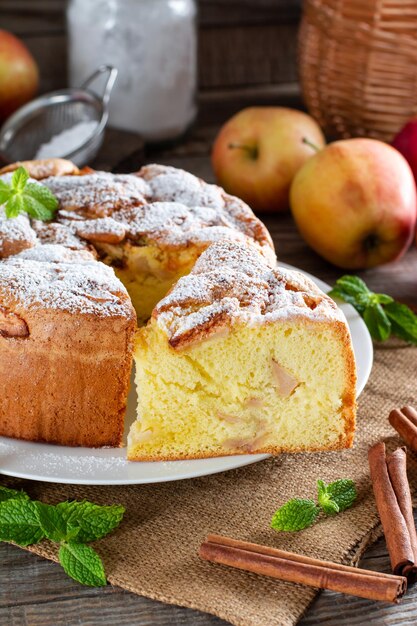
top-left (199, 24), bottom-right (298, 88)
top-left (0, 595), bottom-right (226, 626)
top-left (198, 84), bottom-right (302, 125)
top-left (0, 543), bottom-right (120, 607)
top-left (0, 545), bottom-right (226, 625)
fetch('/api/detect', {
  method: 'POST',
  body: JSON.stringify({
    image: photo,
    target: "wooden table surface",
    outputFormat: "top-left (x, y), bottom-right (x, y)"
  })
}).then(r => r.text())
top-left (1, 124), bottom-right (417, 625)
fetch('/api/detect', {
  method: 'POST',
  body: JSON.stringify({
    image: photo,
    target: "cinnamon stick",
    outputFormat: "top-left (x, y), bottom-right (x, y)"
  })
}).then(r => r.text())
top-left (386, 448), bottom-right (417, 581)
top-left (368, 442), bottom-right (417, 580)
top-left (389, 406), bottom-right (417, 452)
top-left (199, 534), bottom-right (406, 603)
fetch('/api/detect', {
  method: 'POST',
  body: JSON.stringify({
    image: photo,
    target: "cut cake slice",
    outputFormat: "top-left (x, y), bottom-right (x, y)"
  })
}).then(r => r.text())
top-left (128, 241), bottom-right (356, 461)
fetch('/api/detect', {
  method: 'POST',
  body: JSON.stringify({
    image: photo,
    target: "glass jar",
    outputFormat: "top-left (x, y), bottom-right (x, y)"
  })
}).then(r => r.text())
top-left (67, 0), bottom-right (197, 142)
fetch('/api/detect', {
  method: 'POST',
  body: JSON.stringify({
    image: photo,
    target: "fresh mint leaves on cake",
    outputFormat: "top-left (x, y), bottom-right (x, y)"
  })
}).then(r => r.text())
top-left (329, 275), bottom-right (417, 344)
top-left (0, 166), bottom-right (58, 221)
top-left (271, 479), bottom-right (357, 531)
top-left (0, 485), bottom-right (124, 587)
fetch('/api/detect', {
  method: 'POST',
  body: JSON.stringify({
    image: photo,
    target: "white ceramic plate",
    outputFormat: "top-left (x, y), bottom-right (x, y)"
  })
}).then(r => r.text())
top-left (0, 263), bottom-right (373, 485)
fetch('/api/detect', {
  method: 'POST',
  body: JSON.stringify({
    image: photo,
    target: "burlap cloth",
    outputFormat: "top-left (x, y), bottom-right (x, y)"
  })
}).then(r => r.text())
top-left (3, 343), bottom-right (417, 626)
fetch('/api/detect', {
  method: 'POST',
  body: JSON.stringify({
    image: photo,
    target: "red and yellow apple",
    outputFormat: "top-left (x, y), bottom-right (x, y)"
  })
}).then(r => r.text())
top-left (211, 107), bottom-right (325, 213)
top-left (0, 30), bottom-right (39, 121)
top-left (290, 138), bottom-right (417, 269)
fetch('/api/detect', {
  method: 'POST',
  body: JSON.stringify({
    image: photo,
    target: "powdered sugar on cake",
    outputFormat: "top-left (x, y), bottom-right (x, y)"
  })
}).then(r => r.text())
top-left (112, 202), bottom-right (259, 249)
top-left (42, 165), bottom-right (274, 256)
top-left (16, 243), bottom-right (96, 264)
top-left (0, 208), bottom-right (37, 257)
top-left (44, 173), bottom-right (151, 217)
top-left (0, 256), bottom-right (132, 317)
top-left (154, 241), bottom-right (344, 348)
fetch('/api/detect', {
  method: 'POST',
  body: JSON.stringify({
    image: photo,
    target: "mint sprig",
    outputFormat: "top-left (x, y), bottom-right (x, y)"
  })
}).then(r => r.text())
top-left (271, 479), bottom-right (357, 532)
top-left (329, 275), bottom-right (417, 344)
top-left (0, 166), bottom-right (58, 221)
top-left (0, 485), bottom-right (124, 586)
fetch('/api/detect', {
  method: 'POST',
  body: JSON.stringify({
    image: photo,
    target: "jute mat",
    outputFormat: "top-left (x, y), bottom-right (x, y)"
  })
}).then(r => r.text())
top-left (3, 343), bottom-right (417, 626)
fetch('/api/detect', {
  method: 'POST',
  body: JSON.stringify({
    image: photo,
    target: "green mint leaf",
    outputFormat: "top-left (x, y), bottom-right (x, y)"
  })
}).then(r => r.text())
top-left (21, 195), bottom-right (55, 221)
top-left (332, 276), bottom-right (371, 299)
top-left (317, 480), bottom-right (339, 515)
top-left (271, 498), bottom-right (319, 532)
top-left (328, 275), bottom-right (372, 312)
top-left (0, 486), bottom-right (29, 503)
top-left (371, 293), bottom-right (394, 305)
top-left (59, 542), bottom-right (107, 587)
top-left (385, 302), bottom-right (417, 345)
top-left (11, 166), bottom-right (29, 192)
top-left (322, 499), bottom-right (340, 515)
top-left (331, 275), bottom-right (417, 346)
top-left (317, 479), bottom-right (326, 500)
top-left (0, 180), bottom-right (11, 205)
top-left (5, 194), bottom-right (25, 218)
top-left (35, 502), bottom-right (80, 543)
top-left (325, 479), bottom-right (357, 512)
top-left (35, 500), bottom-right (124, 544)
top-left (363, 304), bottom-right (391, 341)
top-left (389, 319), bottom-right (417, 345)
top-left (0, 167), bottom-right (58, 221)
top-left (25, 182), bottom-right (58, 213)
top-left (0, 499), bottom-right (44, 546)
top-left (63, 501), bottom-right (125, 543)
top-left (328, 287), bottom-right (366, 312)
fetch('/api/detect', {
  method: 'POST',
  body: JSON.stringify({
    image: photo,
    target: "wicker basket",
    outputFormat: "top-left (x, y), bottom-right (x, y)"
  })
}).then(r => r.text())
top-left (298, 0), bottom-right (417, 141)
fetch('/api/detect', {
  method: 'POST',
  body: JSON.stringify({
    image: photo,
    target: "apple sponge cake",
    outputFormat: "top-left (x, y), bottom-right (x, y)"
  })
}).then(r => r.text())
top-left (128, 241), bottom-right (356, 461)
top-left (0, 245), bottom-right (136, 447)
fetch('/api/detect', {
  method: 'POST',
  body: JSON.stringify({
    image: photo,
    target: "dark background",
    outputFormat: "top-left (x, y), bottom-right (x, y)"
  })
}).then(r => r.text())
top-left (1, 0), bottom-right (303, 122)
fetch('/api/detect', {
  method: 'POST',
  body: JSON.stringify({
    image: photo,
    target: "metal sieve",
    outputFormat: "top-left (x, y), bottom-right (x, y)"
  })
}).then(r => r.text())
top-left (0, 65), bottom-right (118, 167)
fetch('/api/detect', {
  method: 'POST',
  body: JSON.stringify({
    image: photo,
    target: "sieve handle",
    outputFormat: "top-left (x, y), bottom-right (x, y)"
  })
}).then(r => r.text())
top-left (80, 65), bottom-right (118, 107)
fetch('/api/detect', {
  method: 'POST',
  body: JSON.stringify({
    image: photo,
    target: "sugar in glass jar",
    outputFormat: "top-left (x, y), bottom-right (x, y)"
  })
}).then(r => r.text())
top-left (67, 0), bottom-right (197, 142)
